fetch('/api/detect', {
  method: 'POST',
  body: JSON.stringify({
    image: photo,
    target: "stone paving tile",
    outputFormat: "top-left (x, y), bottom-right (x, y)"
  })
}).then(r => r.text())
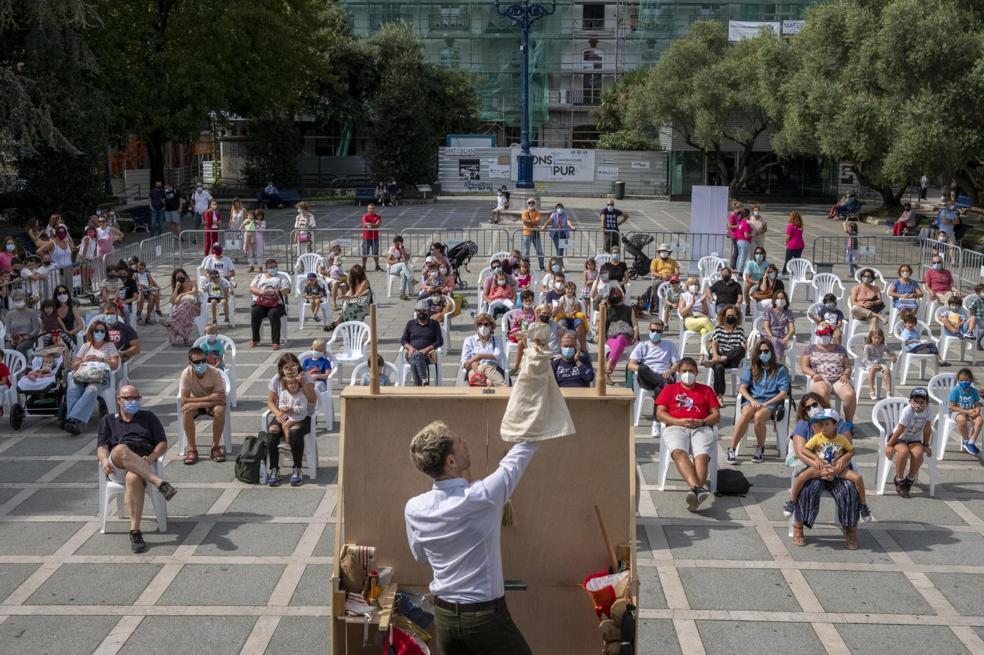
top-left (156, 563), bottom-right (285, 606)
top-left (638, 619), bottom-right (682, 655)
top-left (160, 460), bottom-right (240, 483)
top-left (0, 521), bottom-right (87, 555)
top-left (681, 568), bottom-right (800, 611)
top-left (804, 570), bottom-right (933, 615)
top-left (954, 496), bottom-right (984, 522)
top-left (635, 523), bottom-right (652, 558)
top-left (289, 563), bottom-right (331, 606)
top-left (697, 620), bottom-right (823, 655)
top-left (0, 460), bottom-right (62, 483)
top-left (662, 524), bottom-right (772, 561)
top-left (888, 529), bottom-right (984, 566)
top-left (0, 615), bottom-right (118, 655)
top-left (7, 488), bottom-right (101, 516)
top-left (312, 523), bottom-right (336, 557)
top-left (651, 491), bottom-right (749, 521)
top-left (75, 521), bottom-right (197, 556)
top-left (836, 624), bottom-right (971, 655)
top-left (155, 487), bottom-right (225, 518)
top-left (195, 522), bottom-right (306, 557)
top-left (225, 487), bottom-right (325, 517)
top-left (636, 565), bottom-right (668, 610)
top-left (0, 563), bottom-right (40, 603)
top-left (926, 573), bottom-right (984, 617)
top-left (52, 460), bottom-right (99, 483)
top-left (10, 436), bottom-right (93, 457)
top-left (264, 616), bottom-right (330, 655)
top-left (26, 563), bottom-right (162, 606)
top-left (863, 493), bottom-right (968, 525)
top-left (119, 616), bottom-right (257, 655)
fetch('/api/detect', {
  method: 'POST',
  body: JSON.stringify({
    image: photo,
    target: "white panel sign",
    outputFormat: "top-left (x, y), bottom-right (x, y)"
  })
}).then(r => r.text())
top-left (510, 148), bottom-right (595, 182)
top-left (596, 166), bottom-right (619, 181)
top-left (728, 20), bottom-right (780, 41)
top-left (631, 161), bottom-right (650, 169)
top-left (782, 20), bottom-right (805, 35)
top-left (488, 161), bottom-right (511, 179)
top-left (690, 186), bottom-right (730, 271)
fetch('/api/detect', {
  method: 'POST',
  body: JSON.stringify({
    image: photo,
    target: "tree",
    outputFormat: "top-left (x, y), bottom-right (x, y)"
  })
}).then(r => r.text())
top-left (595, 69), bottom-right (661, 151)
top-left (241, 115), bottom-right (304, 189)
top-left (773, 0), bottom-right (984, 209)
top-left (622, 21), bottom-right (789, 193)
top-left (93, 0), bottom-right (344, 184)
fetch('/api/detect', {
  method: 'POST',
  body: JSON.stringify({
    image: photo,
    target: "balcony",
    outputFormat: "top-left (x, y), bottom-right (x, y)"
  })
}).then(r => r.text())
top-left (548, 88), bottom-right (602, 108)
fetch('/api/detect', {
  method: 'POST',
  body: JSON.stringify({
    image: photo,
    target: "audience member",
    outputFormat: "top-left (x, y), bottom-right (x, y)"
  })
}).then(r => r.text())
top-left (402, 300), bottom-right (444, 386)
top-left (551, 332), bottom-right (594, 387)
top-left (727, 339), bottom-right (790, 464)
top-left (178, 347), bottom-right (227, 464)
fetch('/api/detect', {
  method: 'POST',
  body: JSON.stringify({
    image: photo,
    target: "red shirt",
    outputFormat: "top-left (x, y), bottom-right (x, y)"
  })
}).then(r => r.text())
top-left (655, 382), bottom-right (720, 420)
top-left (204, 209), bottom-right (221, 231)
top-left (923, 268), bottom-right (953, 294)
top-left (361, 213), bottom-right (381, 240)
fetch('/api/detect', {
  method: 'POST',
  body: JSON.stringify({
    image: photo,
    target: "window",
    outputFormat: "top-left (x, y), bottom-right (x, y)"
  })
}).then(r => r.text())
top-left (582, 4), bottom-right (605, 30)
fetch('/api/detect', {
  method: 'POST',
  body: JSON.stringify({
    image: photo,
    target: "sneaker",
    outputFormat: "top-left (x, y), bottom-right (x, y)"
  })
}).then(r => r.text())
top-left (782, 499), bottom-right (795, 518)
top-left (940, 360), bottom-right (951, 367)
top-left (289, 468), bottom-right (303, 486)
top-left (695, 487), bottom-right (710, 509)
top-left (224, 317), bottom-right (230, 324)
top-left (868, 391), bottom-right (878, 401)
top-left (726, 448), bottom-right (738, 464)
top-left (157, 481), bottom-right (177, 501)
top-left (859, 504), bottom-right (872, 522)
top-left (63, 420), bottom-right (81, 436)
top-left (277, 441), bottom-right (291, 454)
top-left (962, 440), bottom-right (981, 457)
top-left (129, 530), bottom-right (147, 553)
top-left (894, 477), bottom-right (907, 497)
top-left (752, 447), bottom-right (765, 463)
top-left (685, 487), bottom-right (699, 512)
top-left (266, 468), bottom-right (281, 486)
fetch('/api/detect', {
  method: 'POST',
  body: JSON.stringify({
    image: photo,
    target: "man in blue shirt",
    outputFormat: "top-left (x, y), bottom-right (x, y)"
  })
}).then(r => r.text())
top-left (551, 333), bottom-right (595, 387)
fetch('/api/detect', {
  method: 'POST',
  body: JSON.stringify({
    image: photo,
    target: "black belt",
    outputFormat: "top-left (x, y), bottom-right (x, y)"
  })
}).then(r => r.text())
top-left (434, 596), bottom-right (506, 613)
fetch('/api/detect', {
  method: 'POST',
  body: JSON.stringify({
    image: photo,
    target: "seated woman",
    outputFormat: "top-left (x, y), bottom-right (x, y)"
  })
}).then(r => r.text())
top-left (460, 313), bottom-right (506, 387)
top-left (705, 305), bottom-right (745, 400)
top-left (887, 264), bottom-right (922, 321)
top-left (850, 268), bottom-right (887, 327)
top-left (749, 263), bottom-right (784, 309)
top-left (63, 320), bottom-right (119, 435)
top-left (727, 339), bottom-right (789, 464)
top-left (762, 291), bottom-right (795, 361)
top-left (800, 326), bottom-right (857, 423)
top-left (551, 332), bottom-right (595, 387)
top-left (677, 276), bottom-right (714, 339)
top-left (891, 203), bottom-right (917, 236)
top-left (787, 394), bottom-right (861, 549)
top-left (165, 268), bottom-right (200, 347)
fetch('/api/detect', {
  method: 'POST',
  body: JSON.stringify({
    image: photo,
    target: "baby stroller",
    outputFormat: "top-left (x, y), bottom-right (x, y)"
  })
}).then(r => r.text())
top-left (447, 240), bottom-right (479, 290)
top-left (9, 331), bottom-right (74, 430)
top-left (621, 233), bottom-right (653, 280)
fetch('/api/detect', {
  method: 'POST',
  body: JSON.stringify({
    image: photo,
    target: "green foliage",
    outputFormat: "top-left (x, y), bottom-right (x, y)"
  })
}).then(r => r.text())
top-left (241, 116), bottom-right (304, 189)
top-left (596, 130), bottom-right (661, 152)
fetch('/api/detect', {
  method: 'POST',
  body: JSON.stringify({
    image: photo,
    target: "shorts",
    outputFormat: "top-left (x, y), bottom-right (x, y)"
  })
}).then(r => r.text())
top-left (361, 239), bottom-right (379, 256)
top-left (661, 426), bottom-right (716, 458)
top-left (165, 210), bottom-right (181, 224)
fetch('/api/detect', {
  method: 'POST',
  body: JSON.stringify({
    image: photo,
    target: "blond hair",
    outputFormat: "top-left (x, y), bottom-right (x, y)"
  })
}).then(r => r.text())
top-left (410, 421), bottom-right (455, 478)
top-left (311, 339), bottom-right (325, 350)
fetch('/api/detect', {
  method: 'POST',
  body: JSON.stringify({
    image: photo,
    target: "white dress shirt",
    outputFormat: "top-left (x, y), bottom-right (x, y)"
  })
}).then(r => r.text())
top-left (460, 334), bottom-right (506, 372)
top-left (404, 442), bottom-right (539, 603)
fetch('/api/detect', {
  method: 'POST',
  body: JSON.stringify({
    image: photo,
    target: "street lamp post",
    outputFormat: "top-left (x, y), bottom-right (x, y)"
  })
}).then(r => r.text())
top-left (495, 0), bottom-right (557, 190)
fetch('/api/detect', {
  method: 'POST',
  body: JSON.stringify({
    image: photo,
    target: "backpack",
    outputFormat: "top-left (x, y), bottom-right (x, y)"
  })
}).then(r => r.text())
top-left (715, 469), bottom-right (752, 496)
top-left (235, 432), bottom-right (269, 484)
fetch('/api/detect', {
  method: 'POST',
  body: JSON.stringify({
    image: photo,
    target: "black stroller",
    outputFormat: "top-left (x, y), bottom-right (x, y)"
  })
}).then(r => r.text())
top-left (621, 233), bottom-right (653, 281)
top-left (447, 240), bottom-right (479, 290)
top-left (9, 331), bottom-right (74, 430)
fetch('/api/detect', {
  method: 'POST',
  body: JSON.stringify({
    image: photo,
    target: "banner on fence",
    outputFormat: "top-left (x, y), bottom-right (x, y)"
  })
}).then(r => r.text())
top-left (510, 148), bottom-right (595, 183)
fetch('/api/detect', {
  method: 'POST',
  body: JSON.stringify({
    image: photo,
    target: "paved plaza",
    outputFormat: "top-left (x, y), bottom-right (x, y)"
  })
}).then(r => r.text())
top-left (1, 197), bottom-right (983, 654)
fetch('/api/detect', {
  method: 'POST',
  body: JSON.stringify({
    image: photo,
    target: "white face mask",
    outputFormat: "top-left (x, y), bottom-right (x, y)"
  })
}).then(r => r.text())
top-left (478, 325), bottom-right (491, 337)
top-left (775, 299), bottom-right (786, 308)
top-left (807, 406), bottom-right (822, 418)
top-left (13, 300), bottom-right (26, 309)
top-left (554, 282), bottom-right (563, 290)
top-left (817, 335), bottom-right (832, 345)
top-left (680, 371), bottom-right (696, 385)
top-left (688, 285), bottom-right (699, 294)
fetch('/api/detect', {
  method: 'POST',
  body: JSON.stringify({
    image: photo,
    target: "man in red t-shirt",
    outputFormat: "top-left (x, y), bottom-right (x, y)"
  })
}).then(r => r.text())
top-left (361, 203), bottom-right (383, 272)
top-left (922, 253), bottom-right (959, 304)
top-left (655, 357), bottom-right (721, 512)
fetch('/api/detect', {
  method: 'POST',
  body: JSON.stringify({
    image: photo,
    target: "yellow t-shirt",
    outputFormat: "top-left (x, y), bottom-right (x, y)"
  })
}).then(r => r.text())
top-left (803, 433), bottom-right (853, 464)
top-left (649, 256), bottom-right (680, 278)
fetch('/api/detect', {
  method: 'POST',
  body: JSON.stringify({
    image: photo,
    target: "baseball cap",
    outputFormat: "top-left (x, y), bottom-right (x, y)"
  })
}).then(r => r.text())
top-left (810, 408), bottom-right (840, 423)
top-left (306, 272), bottom-right (317, 279)
top-left (212, 244), bottom-right (223, 253)
top-left (910, 387), bottom-right (929, 400)
top-left (669, 274), bottom-right (680, 283)
top-left (657, 242), bottom-right (671, 251)
top-left (415, 299), bottom-right (430, 311)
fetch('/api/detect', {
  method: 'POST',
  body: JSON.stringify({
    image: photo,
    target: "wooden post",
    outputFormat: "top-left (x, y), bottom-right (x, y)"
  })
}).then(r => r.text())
top-left (596, 303), bottom-right (607, 396)
top-left (369, 303), bottom-right (379, 396)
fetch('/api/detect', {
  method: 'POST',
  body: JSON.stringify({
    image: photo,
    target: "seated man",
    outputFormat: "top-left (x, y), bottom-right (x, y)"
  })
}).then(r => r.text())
top-left (655, 357), bottom-right (721, 512)
top-left (649, 242), bottom-right (680, 282)
top-left (262, 181), bottom-right (283, 208)
top-left (551, 332), bottom-right (595, 387)
top-left (179, 347), bottom-right (227, 464)
top-left (402, 300), bottom-right (444, 386)
top-left (97, 384), bottom-right (176, 552)
top-left (923, 254), bottom-right (959, 305)
top-left (101, 302), bottom-right (141, 362)
top-left (627, 318), bottom-right (681, 397)
top-left (937, 296), bottom-right (977, 340)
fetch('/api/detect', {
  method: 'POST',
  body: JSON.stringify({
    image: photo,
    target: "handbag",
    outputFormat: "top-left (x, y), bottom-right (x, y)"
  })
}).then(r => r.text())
top-left (73, 362), bottom-right (109, 385)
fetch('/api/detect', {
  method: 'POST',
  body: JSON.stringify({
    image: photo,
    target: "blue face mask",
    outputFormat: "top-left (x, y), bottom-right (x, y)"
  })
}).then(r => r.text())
top-left (123, 399), bottom-right (141, 414)
top-left (649, 331), bottom-right (662, 343)
top-left (959, 380), bottom-right (973, 389)
top-left (561, 346), bottom-right (576, 359)
top-left (104, 315), bottom-right (117, 326)
top-left (268, 267), bottom-right (278, 275)
top-left (310, 352), bottom-right (322, 360)
top-left (551, 264), bottom-right (561, 273)
top-left (758, 352), bottom-right (772, 363)
top-left (193, 362), bottom-right (207, 375)
top-left (92, 330), bottom-right (105, 342)
top-left (206, 334), bottom-right (217, 343)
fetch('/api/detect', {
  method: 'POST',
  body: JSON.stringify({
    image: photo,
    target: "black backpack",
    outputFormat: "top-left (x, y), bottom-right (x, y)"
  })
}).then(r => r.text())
top-left (715, 469), bottom-right (752, 496)
top-left (235, 432), bottom-right (269, 484)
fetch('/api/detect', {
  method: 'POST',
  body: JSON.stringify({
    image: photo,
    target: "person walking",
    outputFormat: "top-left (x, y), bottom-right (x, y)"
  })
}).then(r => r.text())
top-left (190, 183), bottom-right (213, 243)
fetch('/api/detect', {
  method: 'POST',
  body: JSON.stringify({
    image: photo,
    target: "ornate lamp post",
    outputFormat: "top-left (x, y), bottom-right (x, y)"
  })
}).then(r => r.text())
top-left (495, 0), bottom-right (557, 189)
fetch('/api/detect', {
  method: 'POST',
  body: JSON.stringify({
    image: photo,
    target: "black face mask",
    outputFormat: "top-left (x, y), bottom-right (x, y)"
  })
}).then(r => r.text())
top-left (725, 316), bottom-right (737, 325)
top-left (721, 275), bottom-right (731, 282)
top-left (610, 296), bottom-right (622, 305)
top-left (538, 315), bottom-right (550, 323)
top-left (416, 312), bottom-right (429, 321)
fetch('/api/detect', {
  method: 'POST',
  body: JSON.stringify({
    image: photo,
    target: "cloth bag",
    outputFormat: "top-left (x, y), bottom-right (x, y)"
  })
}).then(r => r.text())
top-left (500, 322), bottom-right (576, 442)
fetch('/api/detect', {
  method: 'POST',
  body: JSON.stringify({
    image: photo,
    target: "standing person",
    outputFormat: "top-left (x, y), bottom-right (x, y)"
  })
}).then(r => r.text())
top-left (227, 197), bottom-right (245, 254)
top-left (521, 198), bottom-right (545, 271)
top-left (726, 201), bottom-right (743, 268)
top-left (919, 174), bottom-right (929, 200)
top-left (202, 200), bottom-right (221, 256)
top-left (733, 208), bottom-right (753, 274)
top-left (784, 211), bottom-right (805, 272)
top-left (599, 197), bottom-right (628, 252)
top-left (360, 203), bottom-right (383, 271)
top-left (190, 183), bottom-right (213, 243)
top-left (148, 180), bottom-right (166, 237)
top-left (95, 214), bottom-right (121, 258)
top-left (405, 421), bottom-right (537, 655)
top-left (293, 202), bottom-right (316, 256)
top-left (547, 202), bottom-right (575, 264)
top-left (747, 205), bottom-right (767, 251)
top-left (163, 181), bottom-right (183, 236)
top-left (254, 209), bottom-right (267, 268)
top-left (242, 211), bottom-right (259, 272)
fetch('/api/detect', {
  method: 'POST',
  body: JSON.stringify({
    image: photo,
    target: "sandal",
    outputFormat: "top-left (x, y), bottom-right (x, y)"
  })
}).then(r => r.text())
top-left (791, 524), bottom-right (806, 547)
top-left (210, 445), bottom-right (226, 462)
top-left (183, 450), bottom-right (199, 465)
top-left (271, 344), bottom-right (281, 351)
top-left (844, 527), bottom-right (859, 550)
top-left (250, 341), bottom-right (259, 348)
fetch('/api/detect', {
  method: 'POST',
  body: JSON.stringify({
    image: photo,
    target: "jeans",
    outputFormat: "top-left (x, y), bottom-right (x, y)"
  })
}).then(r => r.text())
top-left (550, 230), bottom-right (568, 263)
top-left (266, 415), bottom-right (309, 470)
top-left (149, 209), bottom-right (165, 236)
top-left (66, 377), bottom-right (109, 424)
top-left (735, 240), bottom-right (751, 274)
top-left (603, 230), bottom-right (620, 252)
top-left (389, 262), bottom-right (412, 294)
top-left (435, 599), bottom-right (532, 655)
top-left (408, 351), bottom-right (433, 386)
top-left (250, 304), bottom-right (286, 345)
top-left (730, 239), bottom-right (739, 268)
top-left (522, 234), bottom-right (545, 270)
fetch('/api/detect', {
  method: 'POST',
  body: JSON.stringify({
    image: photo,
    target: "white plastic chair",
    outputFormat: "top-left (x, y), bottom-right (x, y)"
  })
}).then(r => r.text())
top-left (811, 273), bottom-right (844, 302)
top-left (196, 279), bottom-right (238, 329)
top-left (98, 455), bottom-right (167, 533)
top-left (297, 278), bottom-right (334, 331)
top-left (928, 373), bottom-right (958, 461)
top-left (594, 253), bottom-right (613, 269)
top-left (676, 307), bottom-right (702, 356)
top-left (1, 349), bottom-right (28, 413)
top-left (325, 321), bottom-right (370, 381)
top-left (845, 331), bottom-right (893, 398)
top-left (349, 361), bottom-right (400, 386)
top-left (784, 258), bottom-right (815, 301)
top-left (854, 267), bottom-right (888, 292)
top-left (386, 258), bottom-right (415, 298)
top-left (933, 307), bottom-right (978, 365)
top-left (697, 254), bottom-right (727, 279)
top-left (298, 349), bottom-right (338, 429)
top-left (657, 425), bottom-right (719, 493)
top-left (892, 320), bottom-right (939, 385)
top-left (293, 253), bottom-right (326, 285)
top-left (475, 267), bottom-right (493, 311)
top-left (439, 295), bottom-right (457, 355)
top-left (734, 397), bottom-right (792, 459)
top-left (491, 251), bottom-right (512, 264)
top-left (874, 397), bottom-right (936, 497)
top-left (632, 373), bottom-right (656, 427)
top-left (501, 309), bottom-right (525, 368)
top-left (192, 335), bottom-right (238, 408)
top-left (396, 346), bottom-right (442, 386)
top-left (259, 410), bottom-right (317, 481)
top-left (176, 369), bottom-right (233, 456)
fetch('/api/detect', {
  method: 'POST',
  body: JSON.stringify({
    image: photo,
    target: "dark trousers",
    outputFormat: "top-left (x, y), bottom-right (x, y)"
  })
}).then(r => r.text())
top-left (435, 600), bottom-right (532, 655)
top-left (636, 364), bottom-right (672, 394)
top-left (783, 248), bottom-right (804, 272)
top-left (730, 238), bottom-right (739, 268)
top-left (251, 304), bottom-right (285, 344)
top-left (603, 230), bottom-right (620, 252)
top-left (408, 351), bottom-right (433, 386)
top-left (712, 347), bottom-right (746, 395)
top-left (266, 415), bottom-right (309, 470)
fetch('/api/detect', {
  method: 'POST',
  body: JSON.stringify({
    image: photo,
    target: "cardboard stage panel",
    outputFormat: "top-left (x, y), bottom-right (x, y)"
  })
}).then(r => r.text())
top-left (333, 386), bottom-right (637, 655)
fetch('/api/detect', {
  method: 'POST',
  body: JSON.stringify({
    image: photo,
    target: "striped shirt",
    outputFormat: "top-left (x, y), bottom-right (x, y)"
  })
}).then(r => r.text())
top-left (711, 325), bottom-right (745, 355)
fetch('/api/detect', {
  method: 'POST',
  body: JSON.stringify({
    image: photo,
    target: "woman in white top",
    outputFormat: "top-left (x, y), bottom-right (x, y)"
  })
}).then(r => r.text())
top-left (63, 320), bottom-right (120, 434)
top-left (747, 206), bottom-right (768, 250)
top-left (387, 235), bottom-right (415, 300)
top-left (249, 258), bottom-right (292, 350)
top-left (677, 276), bottom-right (714, 338)
top-left (37, 223), bottom-right (74, 269)
top-left (228, 197), bottom-right (246, 255)
top-left (293, 201), bottom-right (316, 255)
top-left (460, 313), bottom-right (507, 386)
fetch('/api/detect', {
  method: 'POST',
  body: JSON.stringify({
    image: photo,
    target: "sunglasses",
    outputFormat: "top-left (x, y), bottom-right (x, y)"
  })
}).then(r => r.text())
top-left (804, 403), bottom-right (819, 410)
top-left (119, 395), bottom-right (141, 401)
top-left (190, 359), bottom-right (206, 365)
top-left (650, 329), bottom-right (664, 334)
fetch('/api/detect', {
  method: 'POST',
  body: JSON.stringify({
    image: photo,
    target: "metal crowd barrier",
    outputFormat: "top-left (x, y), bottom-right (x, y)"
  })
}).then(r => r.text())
top-left (400, 227), bottom-right (515, 260)
top-left (919, 238), bottom-right (963, 276)
top-left (958, 248), bottom-right (984, 290)
top-left (138, 233), bottom-right (178, 271)
top-left (812, 235), bottom-right (925, 275)
top-left (177, 229), bottom-right (288, 269)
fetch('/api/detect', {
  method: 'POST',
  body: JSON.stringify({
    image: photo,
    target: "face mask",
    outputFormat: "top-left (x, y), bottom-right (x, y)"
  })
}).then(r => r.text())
top-left (725, 316), bottom-right (737, 325)
top-left (496, 279), bottom-right (506, 286)
top-left (439, 267), bottom-right (448, 275)
top-left (753, 211), bottom-right (760, 217)
top-left (901, 271), bottom-right (911, 279)
top-left (600, 273), bottom-right (610, 282)
top-left (933, 263), bottom-right (942, 270)
top-left (478, 325), bottom-right (491, 337)
top-left (92, 330), bottom-right (105, 341)
top-left (758, 352), bottom-right (772, 363)
top-left (510, 257), bottom-right (519, 265)
top-left (310, 351), bottom-right (322, 360)
top-left (862, 277), bottom-right (873, 284)
top-left (416, 311), bottom-right (429, 321)
top-left (775, 299), bottom-right (786, 308)
top-left (825, 302), bottom-right (836, 310)
top-left (57, 294), bottom-right (69, 303)
top-left (193, 362), bottom-right (207, 375)
top-left (807, 406), bottom-right (822, 418)
top-left (649, 331), bottom-right (662, 343)
top-left (561, 346), bottom-right (576, 359)
top-left (13, 300), bottom-right (25, 309)
top-left (104, 315), bottom-right (118, 326)
top-left (551, 264), bottom-right (561, 273)
top-left (492, 266), bottom-right (501, 273)
top-left (268, 267), bottom-right (278, 275)
top-left (610, 296), bottom-right (622, 305)
top-left (767, 272), bottom-right (777, 280)
top-left (522, 302), bottom-right (533, 310)
top-left (680, 371), bottom-right (696, 385)
top-left (607, 204), bottom-right (614, 209)
top-left (554, 282), bottom-right (563, 290)
top-left (430, 295), bottom-right (441, 303)
top-left (538, 314), bottom-right (550, 323)
top-left (688, 285), bottom-right (698, 294)
top-left (817, 335), bottom-right (832, 345)
top-left (659, 252), bottom-right (669, 259)
top-left (556, 208), bottom-right (564, 214)
top-left (4, 244), bottom-right (14, 252)
top-left (612, 254), bottom-right (621, 262)
top-left (206, 334), bottom-right (217, 343)
top-left (755, 254), bottom-right (764, 262)
top-left (123, 399), bottom-right (141, 414)
top-left (56, 230), bottom-right (67, 239)
top-left (176, 276), bottom-right (185, 283)
top-left (721, 274), bottom-right (731, 282)
top-left (959, 380), bottom-right (973, 389)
